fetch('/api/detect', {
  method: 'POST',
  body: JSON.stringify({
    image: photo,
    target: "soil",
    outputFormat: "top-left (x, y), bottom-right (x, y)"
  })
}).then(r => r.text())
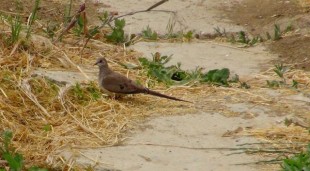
top-left (225, 0), bottom-right (310, 70)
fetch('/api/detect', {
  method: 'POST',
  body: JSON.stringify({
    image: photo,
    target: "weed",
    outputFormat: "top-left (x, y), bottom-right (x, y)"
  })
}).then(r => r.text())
top-left (237, 31), bottom-right (250, 44)
top-left (281, 144), bottom-right (310, 171)
top-left (266, 64), bottom-right (289, 88)
top-left (166, 16), bottom-right (176, 38)
top-left (139, 53), bottom-right (175, 85)
top-left (273, 63), bottom-right (288, 79)
top-left (8, 16), bottom-right (22, 45)
top-left (200, 68), bottom-right (230, 86)
top-left (0, 130), bottom-right (23, 171)
top-left (266, 80), bottom-right (280, 88)
top-left (0, 131), bottom-right (47, 171)
top-left (26, 0), bottom-right (41, 39)
top-left (274, 24), bottom-right (281, 40)
top-left (72, 83), bottom-right (85, 99)
top-left (228, 31), bottom-right (261, 46)
top-left (240, 82), bottom-right (251, 89)
top-left (183, 30), bottom-right (193, 41)
top-left (43, 124), bottom-right (52, 132)
top-left (70, 82), bottom-right (101, 104)
top-left (214, 27), bottom-right (227, 37)
top-left (73, 15), bottom-right (85, 36)
top-left (292, 80), bottom-right (298, 89)
top-left (139, 52), bottom-right (232, 86)
top-left (86, 82), bottom-right (101, 100)
top-left (284, 23), bottom-right (293, 33)
top-left (141, 25), bottom-right (158, 40)
top-left (106, 18), bottom-right (126, 44)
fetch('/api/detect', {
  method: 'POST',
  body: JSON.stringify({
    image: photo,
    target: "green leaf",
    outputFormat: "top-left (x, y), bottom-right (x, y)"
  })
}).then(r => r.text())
top-left (106, 19), bottom-right (126, 43)
top-left (201, 68), bottom-right (230, 85)
top-left (3, 152), bottom-right (23, 171)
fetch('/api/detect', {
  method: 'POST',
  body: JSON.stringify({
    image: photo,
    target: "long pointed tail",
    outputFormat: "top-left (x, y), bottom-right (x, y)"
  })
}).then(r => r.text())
top-left (144, 88), bottom-right (192, 103)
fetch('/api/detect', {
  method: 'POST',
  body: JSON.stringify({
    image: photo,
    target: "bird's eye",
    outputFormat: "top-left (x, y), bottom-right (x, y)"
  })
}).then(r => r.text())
top-left (99, 60), bottom-right (102, 63)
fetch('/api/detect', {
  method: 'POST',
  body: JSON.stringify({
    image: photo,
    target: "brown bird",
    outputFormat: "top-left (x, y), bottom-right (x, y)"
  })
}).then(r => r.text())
top-left (94, 57), bottom-right (191, 103)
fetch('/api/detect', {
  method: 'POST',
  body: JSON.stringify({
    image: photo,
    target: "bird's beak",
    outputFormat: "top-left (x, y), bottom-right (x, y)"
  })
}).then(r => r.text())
top-left (94, 61), bottom-right (99, 66)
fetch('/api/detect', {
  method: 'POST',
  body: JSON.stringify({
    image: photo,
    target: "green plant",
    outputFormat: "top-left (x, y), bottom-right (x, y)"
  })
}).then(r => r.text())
top-left (0, 131), bottom-right (47, 171)
top-left (214, 27), bottom-right (226, 37)
top-left (237, 31), bottom-right (249, 44)
top-left (266, 64), bottom-right (289, 88)
top-left (106, 18), bottom-right (126, 43)
top-left (8, 16), bottom-right (22, 45)
top-left (73, 83), bottom-right (85, 99)
top-left (292, 80), bottom-right (298, 89)
top-left (72, 15), bottom-right (85, 36)
top-left (281, 144), bottom-right (310, 171)
top-left (183, 30), bottom-right (193, 41)
top-left (0, 130), bottom-right (23, 171)
top-left (139, 53), bottom-right (233, 86)
top-left (26, 0), bottom-right (40, 39)
top-left (229, 31), bottom-right (261, 46)
top-left (274, 24), bottom-right (281, 40)
top-left (142, 25), bottom-right (158, 40)
top-left (71, 82), bottom-right (101, 103)
top-left (266, 80), bottom-right (280, 88)
top-left (86, 82), bottom-right (101, 100)
top-left (200, 68), bottom-right (230, 86)
top-left (166, 16), bottom-right (176, 38)
top-left (274, 63), bottom-right (288, 79)
top-left (139, 53), bottom-right (175, 85)
top-left (284, 24), bottom-right (293, 33)
top-left (43, 124), bottom-right (52, 132)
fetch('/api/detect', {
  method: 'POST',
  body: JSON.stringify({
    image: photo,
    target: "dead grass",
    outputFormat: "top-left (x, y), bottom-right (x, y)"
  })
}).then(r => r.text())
top-left (299, 0), bottom-right (310, 7)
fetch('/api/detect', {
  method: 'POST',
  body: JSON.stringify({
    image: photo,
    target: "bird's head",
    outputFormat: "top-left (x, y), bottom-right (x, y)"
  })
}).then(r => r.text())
top-left (94, 57), bottom-right (108, 68)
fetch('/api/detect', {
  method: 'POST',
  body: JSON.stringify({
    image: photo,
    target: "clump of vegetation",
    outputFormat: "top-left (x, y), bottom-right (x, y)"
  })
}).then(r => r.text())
top-left (266, 64), bottom-right (289, 88)
top-left (106, 18), bottom-right (126, 44)
top-left (142, 25), bottom-right (158, 40)
top-left (273, 24), bottom-right (282, 41)
top-left (139, 52), bottom-right (237, 86)
top-left (212, 23), bottom-right (293, 47)
top-left (67, 82), bottom-right (102, 104)
top-left (26, 0), bottom-right (40, 39)
top-left (281, 144), bottom-right (310, 171)
top-left (229, 31), bottom-right (262, 46)
top-left (7, 16), bottom-right (22, 45)
top-left (0, 130), bottom-right (47, 171)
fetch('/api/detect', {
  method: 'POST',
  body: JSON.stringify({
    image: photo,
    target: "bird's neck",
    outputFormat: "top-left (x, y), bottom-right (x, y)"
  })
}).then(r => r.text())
top-left (99, 66), bottom-right (112, 78)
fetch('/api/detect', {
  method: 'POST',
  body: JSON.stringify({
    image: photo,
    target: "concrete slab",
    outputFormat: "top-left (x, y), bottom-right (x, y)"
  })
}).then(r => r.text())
top-left (62, 112), bottom-right (284, 171)
top-left (100, 0), bottom-right (243, 34)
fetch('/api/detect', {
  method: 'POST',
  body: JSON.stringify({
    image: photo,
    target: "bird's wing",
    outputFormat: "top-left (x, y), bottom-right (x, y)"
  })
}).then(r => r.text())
top-left (101, 72), bottom-right (143, 94)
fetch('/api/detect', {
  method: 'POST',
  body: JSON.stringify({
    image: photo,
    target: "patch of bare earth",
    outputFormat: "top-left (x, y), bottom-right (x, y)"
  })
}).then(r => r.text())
top-left (224, 0), bottom-right (310, 70)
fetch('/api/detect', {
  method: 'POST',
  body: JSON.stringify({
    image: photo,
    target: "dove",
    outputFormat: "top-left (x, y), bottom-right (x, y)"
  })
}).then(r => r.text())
top-left (94, 57), bottom-right (191, 103)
